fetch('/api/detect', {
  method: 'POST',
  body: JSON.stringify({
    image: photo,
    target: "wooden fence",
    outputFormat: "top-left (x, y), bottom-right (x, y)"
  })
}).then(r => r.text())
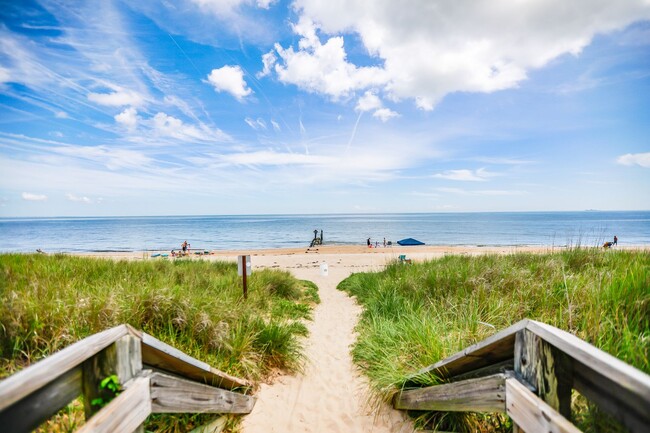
top-left (393, 319), bottom-right (650, 433)
top-left (0, 324), bottom-right (255, 432)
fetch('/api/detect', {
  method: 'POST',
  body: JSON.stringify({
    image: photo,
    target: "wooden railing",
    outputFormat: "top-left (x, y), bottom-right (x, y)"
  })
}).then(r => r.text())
top-left (393, 319), bottom-right (650, 433)
top-left (0, 324), bottom-right (255, 432)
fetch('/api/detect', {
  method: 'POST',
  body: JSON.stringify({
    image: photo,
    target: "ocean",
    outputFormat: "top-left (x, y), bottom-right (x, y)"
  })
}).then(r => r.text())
top-left (0, 211), bottom-right (648, 253)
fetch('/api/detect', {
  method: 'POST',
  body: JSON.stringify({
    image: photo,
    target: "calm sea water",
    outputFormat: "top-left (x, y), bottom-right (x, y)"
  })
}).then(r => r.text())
top-left (0, 211), bottom-right (648, 253)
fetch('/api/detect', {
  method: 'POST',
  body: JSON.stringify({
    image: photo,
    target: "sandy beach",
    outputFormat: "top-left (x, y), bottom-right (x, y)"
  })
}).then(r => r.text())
top-left (75, 244), bottom-right (646, 433)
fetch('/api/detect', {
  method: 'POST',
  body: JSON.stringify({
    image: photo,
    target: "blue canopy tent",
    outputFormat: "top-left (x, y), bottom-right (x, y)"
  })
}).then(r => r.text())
top-left (397, 238), bottom-right (425, 246)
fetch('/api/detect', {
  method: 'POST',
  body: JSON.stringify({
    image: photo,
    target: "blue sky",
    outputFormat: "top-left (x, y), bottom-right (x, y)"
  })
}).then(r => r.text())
top-left (1, 0), bottom-right (649, 217)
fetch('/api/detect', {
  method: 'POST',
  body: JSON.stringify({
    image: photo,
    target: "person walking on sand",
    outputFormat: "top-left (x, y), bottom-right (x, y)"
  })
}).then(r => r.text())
top-left (367, 237), bottom-right (371, 248)
top-left (614, 235), bottom-right (618, 245)
top-left (182, 240), bottom-right (188, 255)
top-left (383, 237), bottom-right (386, 247)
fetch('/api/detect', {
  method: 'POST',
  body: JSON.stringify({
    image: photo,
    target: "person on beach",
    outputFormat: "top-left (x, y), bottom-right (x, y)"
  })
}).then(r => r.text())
top-left (383, 237), bottom-right (386, 247)
top-left (614, 235), bottom-right (618, 245)
top-left (182, 240), bottom-right (188, 255)
top-left (367, 237), bottom-right (371, 247)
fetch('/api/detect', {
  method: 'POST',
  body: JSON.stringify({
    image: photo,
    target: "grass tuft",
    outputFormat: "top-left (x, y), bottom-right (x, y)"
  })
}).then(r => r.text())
top-left (0, 254), bottom-right (319, 431)
top-left (338, 249), bottom-right (649, 432)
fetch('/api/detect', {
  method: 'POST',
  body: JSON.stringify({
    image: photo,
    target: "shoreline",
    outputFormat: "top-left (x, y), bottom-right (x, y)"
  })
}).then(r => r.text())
top-left (63, 244), bottom-right (649, 265)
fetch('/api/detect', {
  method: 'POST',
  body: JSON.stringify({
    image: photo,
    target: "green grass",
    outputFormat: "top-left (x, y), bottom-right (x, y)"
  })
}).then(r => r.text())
top-left (0, 253), bottom-right (319, 432)
top-left (338, 249), bottom-right (649, 432)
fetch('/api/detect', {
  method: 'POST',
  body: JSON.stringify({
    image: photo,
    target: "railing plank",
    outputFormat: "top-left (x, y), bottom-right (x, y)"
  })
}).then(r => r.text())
top-left (411, 320), bottom-right (528, 381)
top-left (394, 374), bottom-right (507, 413)
top-left (82, 334), bottom-right (143, 420)
top-left (448, 359), bottom-right (514, 383)
top-left (0, 325), bottom-right (129, 411)
top-left (0, 366), bottom-right (82, 433)
top-left (514, 329), bottom-right (573, 418)
top-left (76, 375), bottom-right (151, 433)
top-left (150, 372), bottom-right (255, 414)
top-left (138, 331), bottom-right (250, 390)
top-left (527, 320), bottom-right (650, 433)
top-left (506, 377), bottom-right (581, 433)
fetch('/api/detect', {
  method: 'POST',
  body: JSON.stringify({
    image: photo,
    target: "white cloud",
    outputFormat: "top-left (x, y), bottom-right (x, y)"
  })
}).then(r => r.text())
top-left (220, 150), bottom-right (334, 166)
top-left (206, 65), bottom-right (252, 101)
top-left (66, 193), bottom-right (92, 204)
top-left (275, 0), bottom-right (650, 109)
top-left (244, 117), bottom-right (267, 130)
top-left (150, 112), bottom-right (229, 142)
top-left (191, 0), bottom-right (277, 15)
top-left (437, 187), bottom-right (524, 196)
top-left (355, 91), bottom-right (382, 112)
top-left (22, 192), bottom-right (47, 201)
top-left (272, 17), bottom-right (388, 100)
top-left (88, 89), bottom-right (144, 107)
top-left (271, 120), bottom-right (281, 131)
top-left (114, 107), bottom-right (139, 130)
top-left (256, 0), bottom-right (276, 9)
top-left (258, 51), bottom-right (277, 78)
top-left (355, 90), bottom-right (399, 121)
top-left (54, 111), bottom-right (69, 119)
top-left (373, 107), bottom-right (399, 122)
top-left (0, 66), bottom-right (9, 83)
top-left (52, 145), bottom-right (152, 170)
top-left (434, 168), bottom-right (497, 181)
top-left (617, 152), bottom-right (650, 168)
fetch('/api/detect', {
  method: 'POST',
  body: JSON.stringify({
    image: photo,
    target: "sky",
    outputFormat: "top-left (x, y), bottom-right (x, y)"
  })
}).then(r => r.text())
top-left (1, 0), bottom-right (649, 217)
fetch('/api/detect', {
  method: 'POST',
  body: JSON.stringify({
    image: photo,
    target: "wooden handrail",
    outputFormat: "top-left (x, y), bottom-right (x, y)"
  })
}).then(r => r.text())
top-left (0, 325), bottom-right (130, 412)
top-left (0, 325), bottom-right (255, 433)
top-left (395, 320), bottom-right (650, 433)
top-left (409, 319), bottom-right (528, 382)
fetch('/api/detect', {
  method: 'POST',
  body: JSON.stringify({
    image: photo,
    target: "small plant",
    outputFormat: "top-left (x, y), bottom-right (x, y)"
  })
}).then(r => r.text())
top-left (91, 374), bottom-right (121, 409)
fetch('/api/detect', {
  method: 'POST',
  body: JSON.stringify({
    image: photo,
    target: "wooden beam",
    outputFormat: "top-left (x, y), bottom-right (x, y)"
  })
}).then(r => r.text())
top-left (448, 359), bottom-right (514, 383)
top-left (150, 372), bottom-right (255, 414)
top-left (138, 332), bottom-right (251, 390)
top-left (0, 325), bottom-right (129, 411)
top-left (394, 374), bottom-right (507, 413)
top-left (506, 378), bottom-right (581, 433)
top-left (76, 375), bottom-right (151, 433)
top-left (0, 366), bottom-right (82, 433)
top-left (527, 321), bottom-right (650, 433)
top-left (82, 334), bottom-right (143, 419)
top-left (410, 320), bottom-right (528, 381)
top-left (514, 329), bottom-right (573, 419)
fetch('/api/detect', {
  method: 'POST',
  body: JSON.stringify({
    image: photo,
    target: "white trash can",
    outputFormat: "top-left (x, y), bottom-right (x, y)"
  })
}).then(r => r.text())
top-left (320, 262), bottom-right (328, 276)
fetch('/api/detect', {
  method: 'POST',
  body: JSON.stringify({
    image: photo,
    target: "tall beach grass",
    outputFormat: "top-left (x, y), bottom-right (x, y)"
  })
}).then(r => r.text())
top-left (0, 253), bottom-right (319, 431)
top-left (338, 248), bottom-right (649, 432)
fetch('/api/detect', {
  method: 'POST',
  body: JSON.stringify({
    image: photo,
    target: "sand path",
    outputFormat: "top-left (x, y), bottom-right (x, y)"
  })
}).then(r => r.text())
top-left (240, 261), bottom-right (413, 433)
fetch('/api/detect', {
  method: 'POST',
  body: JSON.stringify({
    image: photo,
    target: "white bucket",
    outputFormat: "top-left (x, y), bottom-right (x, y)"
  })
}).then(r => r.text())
top-left (320, 262), bottom-right (329, 276)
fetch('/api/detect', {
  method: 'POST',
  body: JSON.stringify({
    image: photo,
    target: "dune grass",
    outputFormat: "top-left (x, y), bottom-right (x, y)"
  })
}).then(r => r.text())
top-left (338, 248), bottom-right (649, 432)
top-left (0, 253), bottom-right (319, 432)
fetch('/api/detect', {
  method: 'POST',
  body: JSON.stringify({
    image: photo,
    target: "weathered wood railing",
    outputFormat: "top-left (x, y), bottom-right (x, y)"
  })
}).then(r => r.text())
top-left (393, 319), bottom-right (650, 433)
top-left (0, 324), bottom-right (255, 432)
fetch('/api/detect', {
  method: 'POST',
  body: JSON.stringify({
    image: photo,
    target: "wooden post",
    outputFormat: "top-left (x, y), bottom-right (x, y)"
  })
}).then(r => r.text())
top-left (82, 335), bottom-right (143, 432)
top-left (514, 329), bottom-right (573, 420)
top-left (242, 255), bottom-right (248, 299)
